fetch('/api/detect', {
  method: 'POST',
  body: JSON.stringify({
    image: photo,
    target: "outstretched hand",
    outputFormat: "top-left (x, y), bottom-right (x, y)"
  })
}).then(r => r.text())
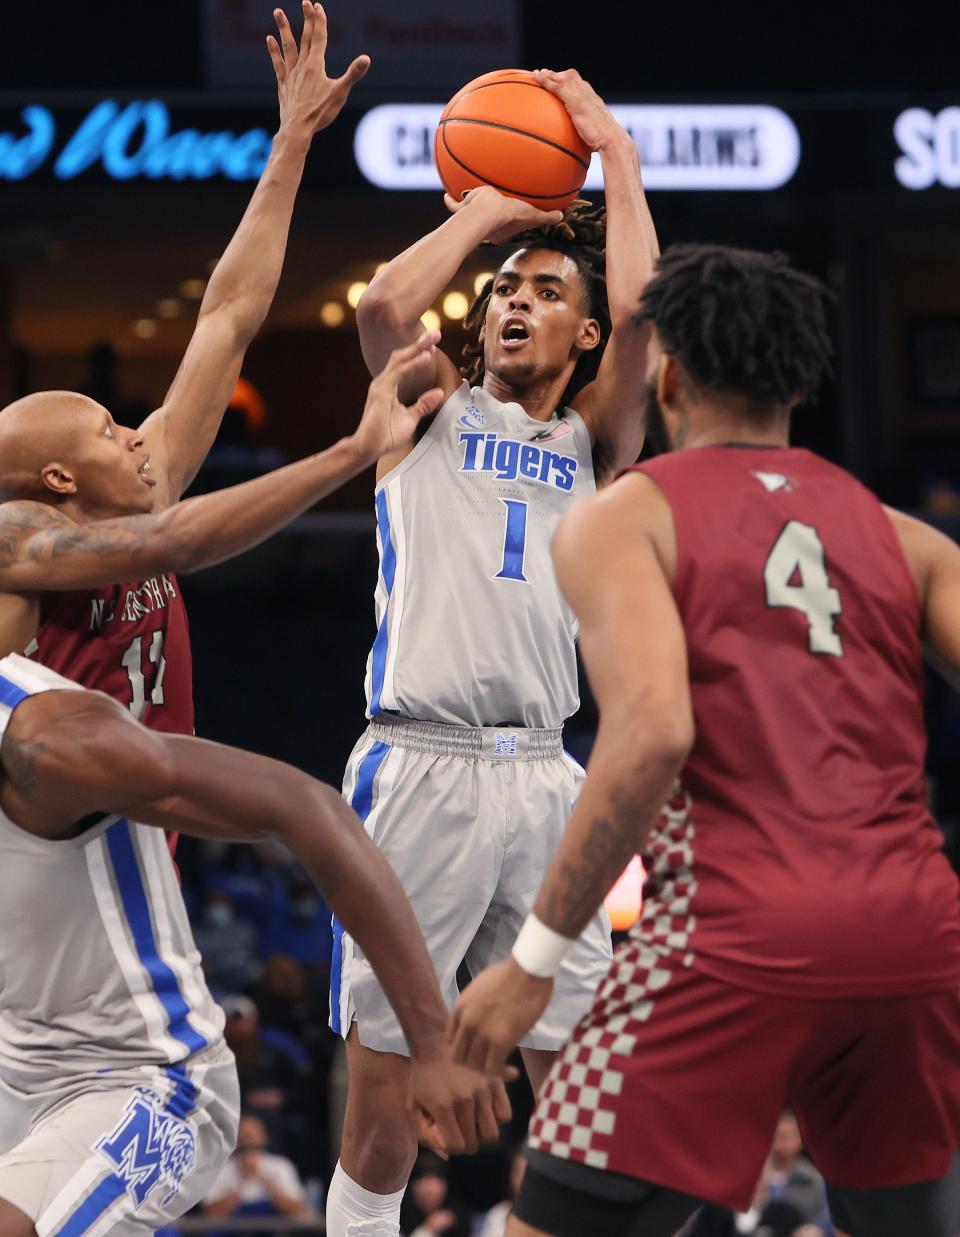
top-left (443, 184), bottom-right (563, 245)
top-left (267, 3), bottom-right (370, 135)
top-left (351, 332), bottom-right (445, 464)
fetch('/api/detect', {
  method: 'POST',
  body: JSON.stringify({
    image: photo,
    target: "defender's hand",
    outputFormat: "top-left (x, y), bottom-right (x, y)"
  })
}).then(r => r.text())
top-left (267, 3), bottom-right (370, 135)
top-left (444, 185), bottom-right (563, 245)
top-left (533, 68), bottom-right (625, 153)
top-left (451, 957), bottom-right (554, 1076)
top-left (350, 332), bottom-right (445, 464)
top-left (410, 1048), bottom-right (513, 1156)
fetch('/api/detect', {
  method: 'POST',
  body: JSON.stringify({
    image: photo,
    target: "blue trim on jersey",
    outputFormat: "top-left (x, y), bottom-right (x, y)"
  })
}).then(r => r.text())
top-left (369, 488), bottom-right (397, 715)
top-left (0, 674), bottom-right (29, 709)
top-left (105, 820), bottom-right (207, 1057)
top-left (330, 741), bottom-right (391, 1035)
top-left (50, 1175), bottom-right (127, 1237)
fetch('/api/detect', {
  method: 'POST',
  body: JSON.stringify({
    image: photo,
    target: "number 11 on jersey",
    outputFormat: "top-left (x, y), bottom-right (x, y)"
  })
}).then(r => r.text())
top-left (122, 631), bottom-right (167, 719)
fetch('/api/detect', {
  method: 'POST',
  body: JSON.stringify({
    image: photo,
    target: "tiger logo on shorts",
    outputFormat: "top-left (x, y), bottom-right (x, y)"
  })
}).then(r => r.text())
top-left (96, 1087), bottom-right (197, 1208)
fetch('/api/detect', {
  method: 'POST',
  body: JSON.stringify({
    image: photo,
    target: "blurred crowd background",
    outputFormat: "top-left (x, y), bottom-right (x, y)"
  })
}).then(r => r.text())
top-left (1, 1), bottom-right (956, 1232)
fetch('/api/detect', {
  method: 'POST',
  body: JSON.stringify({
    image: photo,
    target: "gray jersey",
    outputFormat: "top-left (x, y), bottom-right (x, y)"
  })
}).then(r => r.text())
top-left (364, 382), bottom-right (596, 727)
top-left (0, 653), bottom-right (224, 1097)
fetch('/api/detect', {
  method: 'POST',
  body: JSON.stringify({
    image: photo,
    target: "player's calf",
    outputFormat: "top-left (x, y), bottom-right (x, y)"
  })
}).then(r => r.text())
top-left (339, 1028), bottom-right (418, 1191)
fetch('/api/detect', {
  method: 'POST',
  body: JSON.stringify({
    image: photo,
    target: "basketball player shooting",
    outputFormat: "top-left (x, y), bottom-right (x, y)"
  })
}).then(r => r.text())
top-left (0, 3), bottom-right (364, 847)
top-left (452, 246), bottom-right (960, 1237)
top-left (0, 652), bottom-right (511, 1237)
top-left (324, 70), bottom-right (659, 1237)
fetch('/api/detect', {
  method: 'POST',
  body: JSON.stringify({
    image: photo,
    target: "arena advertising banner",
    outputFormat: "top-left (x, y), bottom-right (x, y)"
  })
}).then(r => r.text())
top-left (0, 100), bottom-right (273, 183)
top-left (202, 0), bottom-right (519, 91)
top-left (893, 106), bottom-right (960, 189)
top-left (0, 95), bottom-right (956, 193)
top-left (354, 103), bottom-right (802, 192)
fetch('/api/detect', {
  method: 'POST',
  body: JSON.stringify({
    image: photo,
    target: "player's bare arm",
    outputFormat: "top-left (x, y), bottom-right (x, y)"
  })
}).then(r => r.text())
top-left (542, 70), bottom-right (659, 477)
top-left (0, 336), bottom-right (443, 653)
top-left (885, 504), bottom-right (960, 690)
top-left (357, 187), bottom-right (562, 416)
top-left (0, 686), bottom-right (510, 1155)
top-left (139, 2), bottom-right (370, 507)
top-left (451, 474), bottom-right (692, 1073)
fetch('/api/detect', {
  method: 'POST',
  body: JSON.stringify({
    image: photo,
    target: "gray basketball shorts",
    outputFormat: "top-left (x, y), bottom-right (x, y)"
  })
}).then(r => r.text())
top-left (330, 714), bottom-right (613, 1055)
top-left (0, 1045), bottom-right (239, 1236)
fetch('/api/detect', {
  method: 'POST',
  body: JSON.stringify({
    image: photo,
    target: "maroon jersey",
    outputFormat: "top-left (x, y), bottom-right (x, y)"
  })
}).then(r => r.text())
top-left (634, 446), bottom-right (960, 999)
top-left (30, 574), bottom-right (194, 736)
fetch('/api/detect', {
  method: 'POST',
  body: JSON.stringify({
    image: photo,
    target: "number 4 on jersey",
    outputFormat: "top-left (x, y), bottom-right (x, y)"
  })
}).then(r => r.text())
top-left (764, 521), bottom-right (844, 656)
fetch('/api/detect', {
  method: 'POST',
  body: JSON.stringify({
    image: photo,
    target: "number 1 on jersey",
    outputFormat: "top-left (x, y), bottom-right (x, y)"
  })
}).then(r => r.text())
top-left (764, 521), bottom-right (843, 656)
top-left (497, 499), bottom-right (529, 582)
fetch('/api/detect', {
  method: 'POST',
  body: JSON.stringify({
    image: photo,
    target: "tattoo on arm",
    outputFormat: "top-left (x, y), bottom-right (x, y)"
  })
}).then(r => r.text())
top-left (0, 502), bottom-right (156, 571)
top-left (1, 732), bottom-right (46, 796)
top-left (540, 781), bottom-right (666, 937)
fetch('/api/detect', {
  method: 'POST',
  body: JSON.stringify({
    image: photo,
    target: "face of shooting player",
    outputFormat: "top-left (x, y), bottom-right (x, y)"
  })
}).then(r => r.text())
top-left (480, 248), bottom-right (600, 393)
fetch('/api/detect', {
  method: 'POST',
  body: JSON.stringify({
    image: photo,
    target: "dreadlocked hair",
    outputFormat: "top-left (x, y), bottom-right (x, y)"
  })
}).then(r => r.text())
top-left (461, 199), bottom-right (610, 410)
top-left (637, 244), bottom-right (834, 412)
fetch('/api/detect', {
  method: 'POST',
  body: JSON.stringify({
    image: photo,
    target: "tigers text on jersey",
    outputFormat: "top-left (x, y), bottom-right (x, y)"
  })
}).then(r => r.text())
top-left (30, 573), bottom-right (194, 735)
top-left (633, 446), bottom-right (960, 999)
top-left (0, 654), bottom-right (224, 1099)
top-left (364, 382), bottom-right (596, 728)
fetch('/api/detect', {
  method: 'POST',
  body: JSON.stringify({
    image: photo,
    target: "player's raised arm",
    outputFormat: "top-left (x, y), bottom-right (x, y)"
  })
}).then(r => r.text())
top-left (450, 474), bottom-right (693, 1073)
top-left (541, 71), bottom-right (659, 477)
top-left (139, 2), bottom-right (370, 506)
top-left (0, 686), bottom-right (510, 1155)
top-left (357, 186), bottom-right (561, 401)
top-left (0, 336), bottom-right (443, 602)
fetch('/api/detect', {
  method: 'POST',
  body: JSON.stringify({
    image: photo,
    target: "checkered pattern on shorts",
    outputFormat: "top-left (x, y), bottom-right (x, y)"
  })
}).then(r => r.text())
top-left (528, 782), bottom-right (697, 1170)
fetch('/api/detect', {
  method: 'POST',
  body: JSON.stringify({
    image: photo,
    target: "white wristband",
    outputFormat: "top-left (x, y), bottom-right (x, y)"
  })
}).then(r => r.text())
top-left (511, 914), bottom-right (574, 979)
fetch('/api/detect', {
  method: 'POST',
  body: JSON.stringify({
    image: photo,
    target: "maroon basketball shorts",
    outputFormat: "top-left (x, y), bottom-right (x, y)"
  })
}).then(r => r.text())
top-left (528, 936), bottom-right (960, 1210)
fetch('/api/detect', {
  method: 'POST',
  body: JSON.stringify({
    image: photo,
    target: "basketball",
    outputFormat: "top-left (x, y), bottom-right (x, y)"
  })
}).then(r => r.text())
top-left (435, 69), bottom-right (592, 213)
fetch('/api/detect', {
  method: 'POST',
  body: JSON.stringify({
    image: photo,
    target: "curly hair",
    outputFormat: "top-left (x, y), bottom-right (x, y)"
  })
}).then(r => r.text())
top-left (637, 244), bottom-right (834, 411)
top-left (460, 200), bottom-right (610, 410)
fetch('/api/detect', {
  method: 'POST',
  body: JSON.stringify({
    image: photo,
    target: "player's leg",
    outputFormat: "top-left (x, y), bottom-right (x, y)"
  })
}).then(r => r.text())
top-left (334, 1025), bottom-right (417, 1181)
top-left (793, 989), bottom-right (960, 1237)
top-left (328, 726), bottom-right (502, 1237)
top-left (0, 1055), bottom-right (238, 1237)
top-left (467, 749), bottom-right (612, 1082)
top-left (520, 1048), bottom-right (558, 1096)
top-left (519, 932), bottom-right (810, 1234)
top-left (509, 1155), bottom-right (702, 1237)
top-left (824, 1153), bottom-right (960, 1237)
top-left (0, 1199), bottom-right (36, 1237)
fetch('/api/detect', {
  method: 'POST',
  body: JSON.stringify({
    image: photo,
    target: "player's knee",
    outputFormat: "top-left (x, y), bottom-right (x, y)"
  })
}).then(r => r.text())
top-left (345, 1121), bottom-right (417, 1185)
top-left (343, 1081), bottom-right (416, 1183)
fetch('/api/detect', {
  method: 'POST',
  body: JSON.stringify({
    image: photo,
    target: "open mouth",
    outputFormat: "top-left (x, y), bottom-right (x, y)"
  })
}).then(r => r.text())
top-left (500, 317), bottom-right (531, 350)
top-left (138, 456), bottom-right (157, 487)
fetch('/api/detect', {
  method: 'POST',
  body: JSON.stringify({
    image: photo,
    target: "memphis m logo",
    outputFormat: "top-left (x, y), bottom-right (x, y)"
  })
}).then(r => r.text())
top-left (96, 1088), bottom-right (197, 1208)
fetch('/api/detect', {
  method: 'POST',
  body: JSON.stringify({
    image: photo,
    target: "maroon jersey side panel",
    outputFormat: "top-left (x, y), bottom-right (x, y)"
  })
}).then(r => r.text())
top-left (30, 573), bottom-right (194, 736)
top-left (634, 447), bottom-right (960, 998)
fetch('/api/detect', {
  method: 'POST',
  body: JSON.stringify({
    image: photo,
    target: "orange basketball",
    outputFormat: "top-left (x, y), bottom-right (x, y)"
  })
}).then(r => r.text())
top-left (435, 69), bottom-right (591, 213)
